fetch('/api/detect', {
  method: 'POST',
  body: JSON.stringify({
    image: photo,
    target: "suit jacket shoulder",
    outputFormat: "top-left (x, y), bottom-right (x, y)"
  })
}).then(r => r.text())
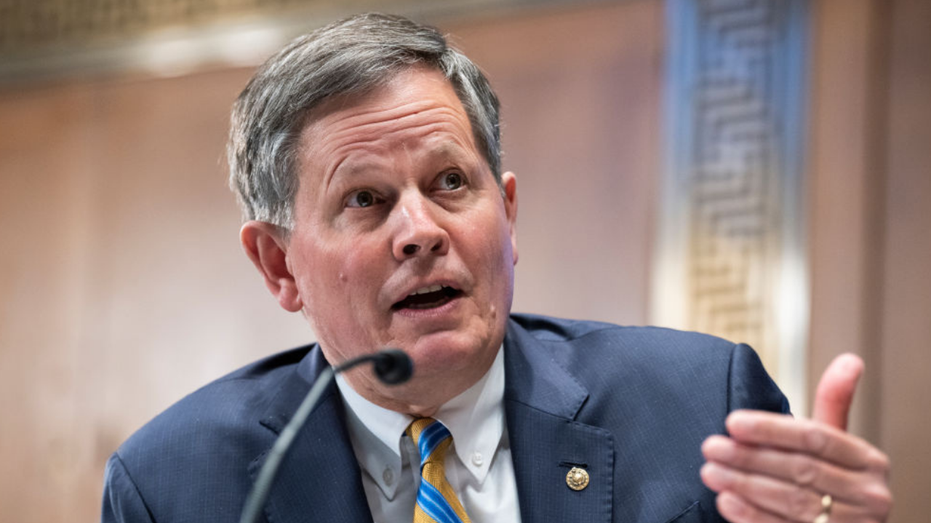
top-left (503, 313), bottom-right (789, 523)
top-left (101, 345), bottom-right (372, 523)
top-left (509, 313), bottom-right (789, 414)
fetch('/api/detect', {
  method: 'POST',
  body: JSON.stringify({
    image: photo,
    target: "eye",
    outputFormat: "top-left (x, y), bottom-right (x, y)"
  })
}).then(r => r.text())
top-left (438, 171), bottom-right (465, 190)
top-left (346, 190), bottom-right (380, 208)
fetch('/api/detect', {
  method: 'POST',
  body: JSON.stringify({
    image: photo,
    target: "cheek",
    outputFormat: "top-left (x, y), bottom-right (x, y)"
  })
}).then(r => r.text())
top-left (337, 238), bottom-right (386, 289)
top-left (487, 212), bottom-right (516, 265)
top-left (290, 240), bottom-right (349, 315)
top-left (302, 238), bottom-right (386, 325)
top-left (466, 213), bottom-right (516, 291)
top-left (300, 244), bottom-right (385, 356)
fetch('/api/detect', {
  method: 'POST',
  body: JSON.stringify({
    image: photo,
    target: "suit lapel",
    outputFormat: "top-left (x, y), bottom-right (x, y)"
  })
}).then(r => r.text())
top-left (504, 321), bottom-right (615, 523)
top-left (249, 348), bottom-right (373, 523)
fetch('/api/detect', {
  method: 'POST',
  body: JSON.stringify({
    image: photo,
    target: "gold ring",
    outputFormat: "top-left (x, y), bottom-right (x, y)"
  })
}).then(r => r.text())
top-left (813, 494), bottom-right (833, 523)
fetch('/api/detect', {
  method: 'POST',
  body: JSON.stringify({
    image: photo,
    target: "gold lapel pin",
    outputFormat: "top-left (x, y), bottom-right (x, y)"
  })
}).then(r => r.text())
top-left (566, 467), bottom-right (590, 491)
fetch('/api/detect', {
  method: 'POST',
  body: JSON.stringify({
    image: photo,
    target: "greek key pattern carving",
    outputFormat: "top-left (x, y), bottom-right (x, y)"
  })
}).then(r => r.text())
top-left (690, 0), bottom-right (781, 359)
top-left (658, 0), bottom-right (809, 380)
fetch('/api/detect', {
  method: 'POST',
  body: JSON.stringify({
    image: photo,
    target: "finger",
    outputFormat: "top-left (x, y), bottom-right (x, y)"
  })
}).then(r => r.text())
top-left (702, 435), bottom-right (891, 510)
top-left (702, 462), bottom-right (825, 522)
top-left (812, 353), bottom-right (864, 430)
top-left (725, 411), bottom-right (881, 470)
top-left (714, 492), bottom-right (786, 523)
top-left (714, 490), bottom-right (870, 523)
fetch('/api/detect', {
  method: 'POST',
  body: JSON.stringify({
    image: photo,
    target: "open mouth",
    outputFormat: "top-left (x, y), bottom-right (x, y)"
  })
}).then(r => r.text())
top-left (392, 284), bottom-right (463, 310)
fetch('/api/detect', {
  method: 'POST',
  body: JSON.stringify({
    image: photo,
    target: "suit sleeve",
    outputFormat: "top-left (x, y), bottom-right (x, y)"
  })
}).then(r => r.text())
top-left (101, 453), bottom-right (156, 523)
top-left (727, 343), bottom-right (791, 415)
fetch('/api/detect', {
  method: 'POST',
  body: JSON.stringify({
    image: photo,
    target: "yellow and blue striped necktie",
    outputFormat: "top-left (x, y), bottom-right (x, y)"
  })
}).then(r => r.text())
top-left (407, 418), bottom-right (472, 523)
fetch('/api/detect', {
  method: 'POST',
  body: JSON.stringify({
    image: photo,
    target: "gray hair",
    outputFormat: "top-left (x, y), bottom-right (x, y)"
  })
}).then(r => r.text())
top-left (227, 13), bottom-right (502, 229)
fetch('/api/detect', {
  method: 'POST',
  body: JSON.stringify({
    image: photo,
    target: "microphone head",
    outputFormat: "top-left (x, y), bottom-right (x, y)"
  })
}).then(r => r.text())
top-left (373, 349), bottom-right (413, 385)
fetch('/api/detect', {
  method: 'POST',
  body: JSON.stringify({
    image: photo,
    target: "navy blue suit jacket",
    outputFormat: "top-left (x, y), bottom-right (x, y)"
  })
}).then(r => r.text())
top-left (102, 314), bottom-right (789, 522)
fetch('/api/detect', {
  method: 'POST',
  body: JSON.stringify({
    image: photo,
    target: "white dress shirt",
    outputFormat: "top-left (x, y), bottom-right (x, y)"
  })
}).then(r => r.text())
top-left (336, 346), bottom-right (522, 523)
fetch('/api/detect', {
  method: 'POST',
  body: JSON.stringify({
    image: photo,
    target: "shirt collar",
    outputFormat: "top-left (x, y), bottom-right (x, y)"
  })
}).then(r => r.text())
top-left (435, 346), bottom-right (506, 484)
top-left (337, 345), bottom-right (506, 497)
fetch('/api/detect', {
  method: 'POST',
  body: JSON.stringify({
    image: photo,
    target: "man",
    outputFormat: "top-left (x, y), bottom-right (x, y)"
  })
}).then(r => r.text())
top-left (102, 13), bottom-right (891, 523)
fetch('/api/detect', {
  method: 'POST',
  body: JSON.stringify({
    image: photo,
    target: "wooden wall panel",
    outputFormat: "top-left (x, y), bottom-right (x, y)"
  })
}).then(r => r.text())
top-left (809, 1), bottom-right (931, 521)
top-left (808, 0), bottom-right (888, 437)
top-left (878, 0), bottom-right (931, 520)
top-left (0, 84), bottom-right (100, 521)
top-left (0, 70), bottom-right (315, 521)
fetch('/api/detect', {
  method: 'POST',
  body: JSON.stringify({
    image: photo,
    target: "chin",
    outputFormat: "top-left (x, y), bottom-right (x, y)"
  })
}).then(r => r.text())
top-left (409, 332), bottom-right (496, 374)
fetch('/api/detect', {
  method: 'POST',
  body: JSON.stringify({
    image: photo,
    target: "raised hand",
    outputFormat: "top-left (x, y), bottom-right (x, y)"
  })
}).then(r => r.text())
top-left (701, 354), bottom-right (892, 522)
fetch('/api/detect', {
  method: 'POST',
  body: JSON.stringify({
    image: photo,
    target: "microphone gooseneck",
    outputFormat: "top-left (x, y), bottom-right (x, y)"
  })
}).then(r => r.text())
top-left (239, 348), bottom-right (413, 523)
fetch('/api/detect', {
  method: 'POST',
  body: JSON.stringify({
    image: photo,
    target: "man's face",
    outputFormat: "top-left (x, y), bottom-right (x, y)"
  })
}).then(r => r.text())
top-left (276, 67), bottom-right (518, 412)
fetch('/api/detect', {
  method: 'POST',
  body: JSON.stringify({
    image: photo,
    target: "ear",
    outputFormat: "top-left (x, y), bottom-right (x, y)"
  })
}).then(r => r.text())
top-left (501, 171), bottom-right (519, 265)
top-left (240, 221), bottom-right (303, 312)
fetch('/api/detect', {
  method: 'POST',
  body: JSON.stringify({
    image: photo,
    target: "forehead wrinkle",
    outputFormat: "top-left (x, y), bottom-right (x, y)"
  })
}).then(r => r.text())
top-left (311, 96), bottom-right (459, 136)
top-left (318, 120), bottom-right (475, 192)
top-left (298, 76), bottom-right (477, 198)
top-left (335, 125), bottom-right (474, 176)
top-left (327, 105), bottom-right (471, 147)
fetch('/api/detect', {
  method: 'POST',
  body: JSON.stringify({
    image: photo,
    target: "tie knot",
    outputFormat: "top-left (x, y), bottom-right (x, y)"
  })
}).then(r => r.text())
top-left (407, 418), bottom-right (452, 466)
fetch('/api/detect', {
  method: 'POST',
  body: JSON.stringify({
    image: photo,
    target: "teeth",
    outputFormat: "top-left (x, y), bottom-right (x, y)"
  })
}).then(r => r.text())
top-left (409, 284), bottom-right (444, 296)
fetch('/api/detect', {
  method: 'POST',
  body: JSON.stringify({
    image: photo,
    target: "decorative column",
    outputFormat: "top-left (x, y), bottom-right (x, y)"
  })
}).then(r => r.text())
top-left (653, 0), bottom-right (810, 410)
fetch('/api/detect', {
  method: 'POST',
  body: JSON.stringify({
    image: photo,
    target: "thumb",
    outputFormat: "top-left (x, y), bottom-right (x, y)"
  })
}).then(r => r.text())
top-left (812, 353), bottom-right (864, 430)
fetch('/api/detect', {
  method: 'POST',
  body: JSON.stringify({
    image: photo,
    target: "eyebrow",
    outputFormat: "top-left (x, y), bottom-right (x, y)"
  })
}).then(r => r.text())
top-left (323, 134), bottom-right (480, 195)
top-left (428, 141), bottom-right (470, 161)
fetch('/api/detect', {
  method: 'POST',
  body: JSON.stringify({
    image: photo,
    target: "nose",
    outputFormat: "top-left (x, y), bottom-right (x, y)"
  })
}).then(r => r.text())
top-left (391, 192), bottom-right (449, 260)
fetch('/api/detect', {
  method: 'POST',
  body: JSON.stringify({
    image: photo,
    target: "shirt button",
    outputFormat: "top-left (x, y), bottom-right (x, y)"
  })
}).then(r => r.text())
top-left (471, 451), bottom-right (483, 467)
top-left (383, 467), bottom-right (394, 486)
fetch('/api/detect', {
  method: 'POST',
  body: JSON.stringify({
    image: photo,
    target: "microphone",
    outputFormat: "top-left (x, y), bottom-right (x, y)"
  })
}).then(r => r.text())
top-left (239, 348), bottom-right (413, 523)
top-left (369, 348), bottom-right (413, 384)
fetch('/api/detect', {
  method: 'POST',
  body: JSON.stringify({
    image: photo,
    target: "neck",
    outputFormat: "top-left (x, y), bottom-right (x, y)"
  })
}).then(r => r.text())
top-left (339, 346), bottom-right (500, 418)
